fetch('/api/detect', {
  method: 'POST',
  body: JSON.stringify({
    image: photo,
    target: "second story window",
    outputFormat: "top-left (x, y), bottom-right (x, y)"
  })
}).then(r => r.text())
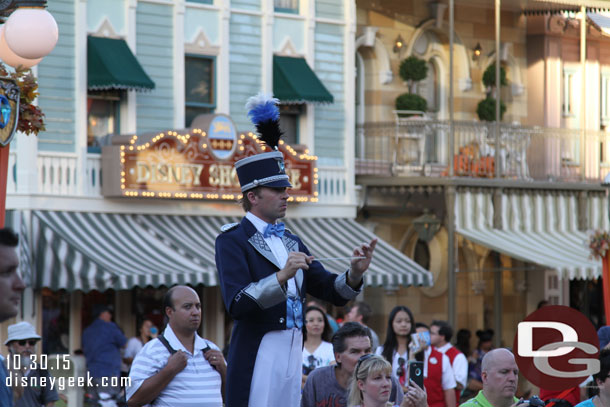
top-left (87, 90), bottom-right (122, 153)
top-left (278, 104), bottom-right (303, 146)
top-left (275, 0), bottom-right (298, 13)
top-left (185, 55), bottom-right (215, 127)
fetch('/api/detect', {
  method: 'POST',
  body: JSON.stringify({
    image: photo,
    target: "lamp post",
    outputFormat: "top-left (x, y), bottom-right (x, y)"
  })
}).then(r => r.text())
top-left (0, 0), bottom-right (58, 227)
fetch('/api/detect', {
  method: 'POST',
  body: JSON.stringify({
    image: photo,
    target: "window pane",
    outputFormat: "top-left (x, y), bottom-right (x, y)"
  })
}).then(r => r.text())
top-left (185, 57), bottom-right (213, 105)
top-left (278, 104), bottom-right (302, 145)
top-left (188, 0), bottom-right (212, 3)
top-left (275, 0), bottom-right (298, 12)
top-left (88, 98), bottom-right (118, 148)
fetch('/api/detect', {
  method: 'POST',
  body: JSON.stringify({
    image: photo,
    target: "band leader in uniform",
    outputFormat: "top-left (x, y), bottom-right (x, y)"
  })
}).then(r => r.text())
top-left (215, 93), bottom-right (377, 407)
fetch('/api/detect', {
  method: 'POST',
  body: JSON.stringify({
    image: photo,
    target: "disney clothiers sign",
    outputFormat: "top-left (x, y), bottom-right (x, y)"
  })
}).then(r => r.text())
top-left (101, 114), bottom-right (318, 201)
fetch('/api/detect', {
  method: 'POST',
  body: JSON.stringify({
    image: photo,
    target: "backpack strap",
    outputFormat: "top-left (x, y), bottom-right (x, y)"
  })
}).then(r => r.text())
top-left (157, 335), bottom-right (176, 355)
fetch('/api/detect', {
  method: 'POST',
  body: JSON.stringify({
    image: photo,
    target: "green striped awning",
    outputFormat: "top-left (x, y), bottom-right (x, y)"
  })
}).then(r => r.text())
top-left (456, 189), bottom-right (607, 280)
top-left (32, 211), bottom-right (432, 292)
top-left (87, 36), bottom-right (155, 91)
top-left (32, 211), bottom-right (218, 292)
top-left (134, 215), bottom-right (433, 288)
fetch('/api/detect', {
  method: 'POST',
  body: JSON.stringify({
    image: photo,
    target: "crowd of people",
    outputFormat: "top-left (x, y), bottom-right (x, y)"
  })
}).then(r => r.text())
top-left (0, 222), bottom-right (609, 407)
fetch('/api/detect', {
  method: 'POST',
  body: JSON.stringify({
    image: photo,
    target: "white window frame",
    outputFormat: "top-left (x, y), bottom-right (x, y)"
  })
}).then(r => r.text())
top-left (562, 67), bottom-right (577, 118)
top-left (601, 69), bottom-right (610, 126)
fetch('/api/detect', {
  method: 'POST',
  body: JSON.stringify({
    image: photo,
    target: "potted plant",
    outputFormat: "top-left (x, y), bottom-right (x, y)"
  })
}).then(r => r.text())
top-left (395, 56), bottom-right (428, 116)
top-left (477, 62), bottom-right (507, 122)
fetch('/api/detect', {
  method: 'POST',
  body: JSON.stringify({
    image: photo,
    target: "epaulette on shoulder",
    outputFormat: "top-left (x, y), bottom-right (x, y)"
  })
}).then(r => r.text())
top-left (220, 222), bottom-right (240, 233)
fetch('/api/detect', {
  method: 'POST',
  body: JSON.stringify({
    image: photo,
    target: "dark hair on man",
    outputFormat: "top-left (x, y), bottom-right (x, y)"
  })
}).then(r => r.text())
top-left (381, 305), bottom-right (415, 364)
top-left (431, 320), bottom-right (453, 342)
top-left (595, 349), bottom-right (610, 385)
top-left (537, 300), bottom-right (549, 309)
top-left (331, 322), bottom-right (372, 354)
top-left (354, 301), bottom-right (373, 324)
top-left (239, 187), bottom-right (262, 212)
top-left (415, 322), bottom-right (429, 330)
top-left (304, 306), bottom-right (333, 343)
top-left (162, 286), bottom-right (179, 317)
top-left (0, 227), bottom-right (18, 247)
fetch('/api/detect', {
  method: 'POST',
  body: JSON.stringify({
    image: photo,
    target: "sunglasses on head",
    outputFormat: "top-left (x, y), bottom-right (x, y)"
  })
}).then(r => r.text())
top-left (17, 340), bottom-right (37, 346)
top-left (355, 353), bottom-right (374, 377)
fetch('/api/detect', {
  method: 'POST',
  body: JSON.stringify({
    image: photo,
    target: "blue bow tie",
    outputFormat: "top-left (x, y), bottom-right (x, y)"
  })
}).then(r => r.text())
top-left (263, 222), bottom-right (285, 238)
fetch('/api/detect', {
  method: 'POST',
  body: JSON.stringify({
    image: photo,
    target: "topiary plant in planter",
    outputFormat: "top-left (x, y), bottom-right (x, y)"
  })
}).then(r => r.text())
top-left (396, 93), bottom-right (427, 112)
top-left (399, 56), bottom-right (428, 92)
top-left (395, 56), bottom-right (428, 116)
top-left (477, 97), bottom-right (506, 122)
top-left (477, 62), bottom-right (508, 121)
top-left (482, 63), bottom-right (507, 90)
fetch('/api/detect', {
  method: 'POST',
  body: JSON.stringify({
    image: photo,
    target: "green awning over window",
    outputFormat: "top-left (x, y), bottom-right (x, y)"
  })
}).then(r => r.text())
top-left (88, 36), bottom-right (155, 91)
top-left (273, 55), bottom-right (333, 104)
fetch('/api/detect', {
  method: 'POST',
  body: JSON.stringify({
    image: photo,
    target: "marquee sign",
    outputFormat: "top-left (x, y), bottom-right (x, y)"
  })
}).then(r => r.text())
top-left (101, 114), bottom-right (318, 201)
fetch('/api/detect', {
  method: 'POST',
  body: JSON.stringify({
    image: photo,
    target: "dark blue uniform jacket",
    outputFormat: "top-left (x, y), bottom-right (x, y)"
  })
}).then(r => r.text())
top-left (215, 217), bottom-right (360, 407)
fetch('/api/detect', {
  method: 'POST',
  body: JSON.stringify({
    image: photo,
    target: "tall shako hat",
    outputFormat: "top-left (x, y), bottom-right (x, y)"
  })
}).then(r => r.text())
top-left (235, 93), bottom-right (292, 192)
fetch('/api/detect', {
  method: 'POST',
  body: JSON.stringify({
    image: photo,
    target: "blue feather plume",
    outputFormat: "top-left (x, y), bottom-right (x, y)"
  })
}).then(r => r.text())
top-left (246, 93), bottom-right (280, 124)
top-left (245, 92), bottom-right (283, 149)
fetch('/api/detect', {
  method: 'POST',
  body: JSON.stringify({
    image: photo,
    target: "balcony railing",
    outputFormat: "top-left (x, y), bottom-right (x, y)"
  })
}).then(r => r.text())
top-left (9, 153), bottom-right (350, 204)
top-left (356, 119), bottom-right (610, 182)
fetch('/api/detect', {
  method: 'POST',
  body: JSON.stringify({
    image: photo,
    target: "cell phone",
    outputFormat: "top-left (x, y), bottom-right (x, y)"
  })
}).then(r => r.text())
top-left (408, 361), bottom-right (424, 389)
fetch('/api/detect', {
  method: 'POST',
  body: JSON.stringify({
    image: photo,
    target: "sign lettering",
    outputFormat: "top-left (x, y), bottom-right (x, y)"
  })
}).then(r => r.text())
top-left (102, 114), bottom-right (317, 201)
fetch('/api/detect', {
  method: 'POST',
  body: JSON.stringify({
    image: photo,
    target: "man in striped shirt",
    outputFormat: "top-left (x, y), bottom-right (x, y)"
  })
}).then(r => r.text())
top-left (126, 286), bottom-right (226, 407)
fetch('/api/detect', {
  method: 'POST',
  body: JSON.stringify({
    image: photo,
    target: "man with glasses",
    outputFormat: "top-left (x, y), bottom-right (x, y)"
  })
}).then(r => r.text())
top-left (5, 321), bottom-right (59, 407)
top-left (302, 322), bottom-right (403, 407)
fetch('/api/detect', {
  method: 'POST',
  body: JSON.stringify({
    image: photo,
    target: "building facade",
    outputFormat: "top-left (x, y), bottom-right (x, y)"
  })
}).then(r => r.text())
top-left (352, 0), bottom-right (609, 357)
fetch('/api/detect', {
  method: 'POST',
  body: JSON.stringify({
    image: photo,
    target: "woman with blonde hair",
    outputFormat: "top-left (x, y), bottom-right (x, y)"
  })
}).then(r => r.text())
top-left (348, 354), bottom-right (428, 407)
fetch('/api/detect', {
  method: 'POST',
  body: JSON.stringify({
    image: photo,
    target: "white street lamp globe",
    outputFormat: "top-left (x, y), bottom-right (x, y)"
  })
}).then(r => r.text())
top-left (4, 8), bottom-right (58, 60)
top-left (0, 26), bottom-right (41, 68)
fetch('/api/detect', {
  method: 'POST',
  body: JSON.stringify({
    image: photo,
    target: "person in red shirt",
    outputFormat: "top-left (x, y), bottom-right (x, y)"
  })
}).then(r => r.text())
top-left (415, 323), bottom-right (457, 407)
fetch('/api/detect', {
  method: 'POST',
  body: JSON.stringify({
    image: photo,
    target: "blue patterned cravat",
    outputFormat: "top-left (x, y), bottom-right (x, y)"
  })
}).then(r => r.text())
top-left (263, 222), bottom-right (285, 238)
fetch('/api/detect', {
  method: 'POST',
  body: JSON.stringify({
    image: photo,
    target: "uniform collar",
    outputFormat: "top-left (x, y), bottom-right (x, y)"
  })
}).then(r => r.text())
top-left (164, 324), bottom-right (207, 355)
top-left (246, 211), bottom-right (271, 235)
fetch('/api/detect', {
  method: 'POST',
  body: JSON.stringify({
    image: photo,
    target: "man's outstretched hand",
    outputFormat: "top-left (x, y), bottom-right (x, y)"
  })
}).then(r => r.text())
top-left (348, 238), bottom-right (378, 288)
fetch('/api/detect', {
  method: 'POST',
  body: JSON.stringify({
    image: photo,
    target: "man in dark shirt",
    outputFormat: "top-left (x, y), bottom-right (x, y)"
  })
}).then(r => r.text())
top-left (82, 305), bottom-right (127, 397)
top-left (302, 322), bottom-right (403, 407)
top-left (0, 228), bottom-right (26, 407)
